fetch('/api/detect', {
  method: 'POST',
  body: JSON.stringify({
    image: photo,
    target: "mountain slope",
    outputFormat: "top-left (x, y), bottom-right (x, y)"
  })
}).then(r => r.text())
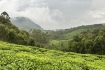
top-left (0, 41), bottom-right (105, 69)
top-left (50, 24), bottom-right (105, 40)
top-left (11, 17), bottom-right (43, 31)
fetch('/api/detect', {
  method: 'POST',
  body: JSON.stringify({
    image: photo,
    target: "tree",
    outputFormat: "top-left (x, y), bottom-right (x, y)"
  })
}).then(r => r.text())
top-left (84, 40), bottom-right (93, 53)
top-left (28, 37), bottom-right (35, 46)
top-left (1, 11), bottom-right (10, 19)
top-left (0, 11), bottom-right (32, 46)
top-left (0, 11), bottom-right (11, 24)
top-left (30, 29), bottom-right (50, 45)
top-left (68, 28), bottom-right (105, 55)
top-left (94, 36), bottom-right (105, 54)
top-left (73, 35), bottom-right (81, 42)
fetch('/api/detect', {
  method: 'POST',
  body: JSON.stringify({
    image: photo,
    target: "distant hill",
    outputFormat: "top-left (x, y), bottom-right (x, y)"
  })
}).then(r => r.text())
top-left (49, 24), bottom-right (105, 40)
top-left (11, 17), bottom-right (43, 31)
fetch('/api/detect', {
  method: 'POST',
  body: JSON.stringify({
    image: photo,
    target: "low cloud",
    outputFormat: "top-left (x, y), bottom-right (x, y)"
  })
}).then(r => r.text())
top-left (0, 0), bottom-right (105, 30)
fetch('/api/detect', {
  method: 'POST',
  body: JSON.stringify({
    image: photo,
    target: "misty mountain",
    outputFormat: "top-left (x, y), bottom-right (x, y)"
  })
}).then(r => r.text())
top-left (11, 17), bottom-right (43, 31)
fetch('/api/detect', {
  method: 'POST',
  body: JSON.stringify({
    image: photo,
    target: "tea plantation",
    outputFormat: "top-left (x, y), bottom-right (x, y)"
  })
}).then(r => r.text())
top-left (0, 41), bottom-right (105, 70)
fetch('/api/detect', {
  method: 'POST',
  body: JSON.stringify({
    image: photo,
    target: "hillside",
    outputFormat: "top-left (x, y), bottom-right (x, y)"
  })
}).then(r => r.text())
top-left (0, 41), bottom-right (105, 70)
top-left (50, 24), bottom-right (105, 40)
top-left (11, 17), bottom-right (43, 31)
top-left (48, 24), bottom-right (105, 53)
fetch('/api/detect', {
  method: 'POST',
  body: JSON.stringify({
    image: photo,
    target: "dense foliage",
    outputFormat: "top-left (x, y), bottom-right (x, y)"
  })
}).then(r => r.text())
top-left (0, 11), bottom-right (31, 45)
top-left (30, 29), bottom-right (50, 44)
top-left (68, 28), bottom-right (105, 55)
top-left (47, 24), bottom-right (105, 55)
top-left (29, 29), bottom-right (50, 47)
top-left (0, 41), bottom-right (105, 70)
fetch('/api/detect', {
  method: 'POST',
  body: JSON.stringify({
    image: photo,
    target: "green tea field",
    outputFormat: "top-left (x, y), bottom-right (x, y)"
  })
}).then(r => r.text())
top-left (0, 41), bottom-right (105, 70)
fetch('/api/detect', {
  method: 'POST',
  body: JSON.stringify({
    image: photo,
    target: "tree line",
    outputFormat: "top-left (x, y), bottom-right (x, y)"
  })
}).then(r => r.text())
top-left (68, 28), bottom-right (105, 55)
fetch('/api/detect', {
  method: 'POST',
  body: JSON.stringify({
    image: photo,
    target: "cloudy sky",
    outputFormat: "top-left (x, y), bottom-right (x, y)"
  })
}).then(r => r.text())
top-left (0, 0), bottom-right (105, 30)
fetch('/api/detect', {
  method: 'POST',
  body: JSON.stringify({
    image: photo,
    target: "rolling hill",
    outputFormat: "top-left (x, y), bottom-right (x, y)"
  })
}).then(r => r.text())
top-left (50, 24), bottom-right (105, 40)
top-left (0, 41), bottom-right (105, 69)
top-left (11, 17), bottom-right (43, 31)
top-left (47, 24), bottom-right (105, 51)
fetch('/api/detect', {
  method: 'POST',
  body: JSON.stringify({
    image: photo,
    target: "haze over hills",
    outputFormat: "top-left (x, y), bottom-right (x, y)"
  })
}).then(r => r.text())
top-left (11, 17), bottom-right (43, 31)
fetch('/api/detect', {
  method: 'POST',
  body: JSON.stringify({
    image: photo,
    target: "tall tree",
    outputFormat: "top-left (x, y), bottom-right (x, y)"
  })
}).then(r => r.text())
top-left (1, 11), bottom-right (10, 19)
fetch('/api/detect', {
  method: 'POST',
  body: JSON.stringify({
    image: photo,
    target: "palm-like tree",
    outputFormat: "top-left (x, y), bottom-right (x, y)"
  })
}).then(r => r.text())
top-left (1, 11), bottom-right (10, 19)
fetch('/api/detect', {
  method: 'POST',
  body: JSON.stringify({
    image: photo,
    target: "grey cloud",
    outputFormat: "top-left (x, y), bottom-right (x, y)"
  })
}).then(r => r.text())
top-left (0, 0), bottom-right (105, 29)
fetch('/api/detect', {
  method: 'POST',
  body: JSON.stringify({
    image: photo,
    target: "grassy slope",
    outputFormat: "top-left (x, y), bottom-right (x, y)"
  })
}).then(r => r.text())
top-left (51, 24), bottom-right (105, 40)
top-left (0, 41), bottom-right (105, 70)
top-left (49, 24), bottom-right (105, 50)
top-left (64, 28), bottom-right (87, 39)
top-left (48, 40), bottom-right (69, 50)
top-left (48, 28), bottom-right (87, 50)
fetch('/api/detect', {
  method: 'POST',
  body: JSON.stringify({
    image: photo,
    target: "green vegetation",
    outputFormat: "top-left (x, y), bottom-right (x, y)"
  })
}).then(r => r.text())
top-left (30, 29), bottom-right (50, 44)
top-left (30, 29), bottom-right (50, 47)
top-left (49, 40), bottom-right (60, 44)
top-left (68, 28), bottom-right (105, 55)
top-left (48, 28), bottom-right (105, 55)
top-left (47, 24), bottom-right (105, 54)
top-left (47, 40), bottom-right (69, 51)
top-left (64, 28), bottom-right (87, 39)
top-left (0, 41), bottom-right (105, 70)
top-left (0, 11), bottom-right (30, 45)
top-left (49, 24), bottom-right (105, 40)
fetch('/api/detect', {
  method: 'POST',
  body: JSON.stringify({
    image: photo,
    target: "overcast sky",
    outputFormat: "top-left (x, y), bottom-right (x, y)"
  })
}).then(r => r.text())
top-left (0, 0), bottom-right (105, 30)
